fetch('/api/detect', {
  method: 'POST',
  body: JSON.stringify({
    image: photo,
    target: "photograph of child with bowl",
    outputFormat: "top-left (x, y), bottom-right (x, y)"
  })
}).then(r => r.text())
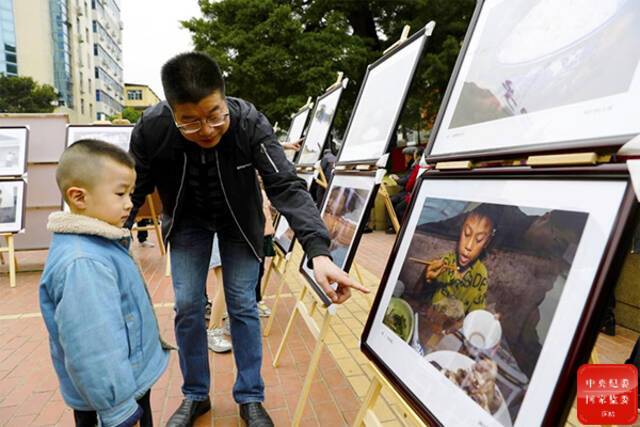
top-left (383, 198), bottom-right (588, 425)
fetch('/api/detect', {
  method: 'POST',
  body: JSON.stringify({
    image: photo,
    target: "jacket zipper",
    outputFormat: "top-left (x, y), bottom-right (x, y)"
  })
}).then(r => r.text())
top-left (165, 152), bottom-right (188, 241)
top-left (261, 143), bottom-right (279, 173)
top-left (215, 150), bottom-right (261, 260)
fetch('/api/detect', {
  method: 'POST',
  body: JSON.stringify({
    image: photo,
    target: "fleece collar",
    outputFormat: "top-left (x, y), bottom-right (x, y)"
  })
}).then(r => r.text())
top-left (47, 212), bottom-right (130, 241)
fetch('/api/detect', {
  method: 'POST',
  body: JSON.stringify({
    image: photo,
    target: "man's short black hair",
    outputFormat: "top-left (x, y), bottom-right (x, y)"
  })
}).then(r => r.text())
top-left (161, 52), bottom-right (225, 106)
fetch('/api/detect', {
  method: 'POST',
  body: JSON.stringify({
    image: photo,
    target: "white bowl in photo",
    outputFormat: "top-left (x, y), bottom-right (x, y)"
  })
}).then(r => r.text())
top-left (462, 309), bottom-right (502, 350)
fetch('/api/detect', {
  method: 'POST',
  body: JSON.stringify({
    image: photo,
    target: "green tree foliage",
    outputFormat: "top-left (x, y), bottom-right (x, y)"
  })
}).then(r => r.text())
top-left (108, 107), bottom-right (141, 124)
top-left (0, 74), bottom-right (58, 113)
top-left (122, 107), bottom-right (142, 123)
top-left (183, 0), bottom-right (475, 137)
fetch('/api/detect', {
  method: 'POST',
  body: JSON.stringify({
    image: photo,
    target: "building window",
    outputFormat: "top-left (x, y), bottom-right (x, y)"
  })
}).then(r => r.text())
top-left (127, 89), bottom-right (142, 101)
top-left (81, 98), bottom-right (85, 114)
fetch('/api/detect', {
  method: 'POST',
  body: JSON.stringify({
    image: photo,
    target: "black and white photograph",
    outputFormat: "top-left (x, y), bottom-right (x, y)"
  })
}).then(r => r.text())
top-left (0, 180), bottom-right (26, 233)
top-left (66, 125), bottom-right (134, 152)
top-left (0, 127), bottom-right (28, 176)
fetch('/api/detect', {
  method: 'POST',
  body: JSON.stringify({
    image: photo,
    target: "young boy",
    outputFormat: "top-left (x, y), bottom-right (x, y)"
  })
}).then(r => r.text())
top-left (39, 139), bottom-right (169, 427)
top-left (425, 206), bottom-right (496, 314)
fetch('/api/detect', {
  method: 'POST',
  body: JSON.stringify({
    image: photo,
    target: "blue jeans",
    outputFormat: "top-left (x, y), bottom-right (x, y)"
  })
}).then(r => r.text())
top-left (169, 222), bottom-right (264, 403)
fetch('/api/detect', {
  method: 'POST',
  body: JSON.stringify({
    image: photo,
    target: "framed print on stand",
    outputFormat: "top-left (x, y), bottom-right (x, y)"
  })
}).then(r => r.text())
top-left (297, 78), bottom-right (348, 167)
top-left (0, 127), bottom-right (28, 177)
top-left (284, 103), bottom-right (313, 163)
top-left (272, 172), bottom-right (315, 254)
top-left (299, 171), bottom-right (379, 306)
top-left (335, 23), bottom-right (433, 166)
top-left (361, 164), bottom-right (636, 427)
top-left (66, 124), bottom-right (134, 151)
top-left (0, 179), bottom-right (26, 234)
top-left (425, 0), bottom-right (640, 162)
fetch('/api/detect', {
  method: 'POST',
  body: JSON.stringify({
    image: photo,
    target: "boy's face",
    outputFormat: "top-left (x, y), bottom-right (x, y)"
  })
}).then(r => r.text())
top-left (173, 90), bottom-right (230, 149)
top-left (75, 159), bottom-right (136, 227)
top-left (457, 213), bottom-right (493, 268)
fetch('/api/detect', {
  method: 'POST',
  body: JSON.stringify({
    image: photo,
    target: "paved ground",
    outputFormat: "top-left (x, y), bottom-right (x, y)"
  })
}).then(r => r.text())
top-left (0, 231), bottom-right (637, 426)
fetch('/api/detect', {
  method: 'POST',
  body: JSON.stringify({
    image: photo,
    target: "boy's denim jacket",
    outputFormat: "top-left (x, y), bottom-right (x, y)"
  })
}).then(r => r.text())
top-left (39, 212), bottom-right (169, 427)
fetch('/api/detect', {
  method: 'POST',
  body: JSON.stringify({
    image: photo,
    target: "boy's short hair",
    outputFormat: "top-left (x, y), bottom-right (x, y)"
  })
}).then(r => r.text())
top-left (161, 52), bottom-right (225, 107)
top-left (56, 139), bottom-right (135, 201)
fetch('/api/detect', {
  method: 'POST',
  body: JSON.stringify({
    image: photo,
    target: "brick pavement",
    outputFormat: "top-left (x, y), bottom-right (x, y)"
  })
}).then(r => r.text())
top-left (0, 231), bottom-right (637, 426)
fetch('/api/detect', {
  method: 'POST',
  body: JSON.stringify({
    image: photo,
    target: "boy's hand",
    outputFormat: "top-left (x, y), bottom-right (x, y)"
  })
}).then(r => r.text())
top-left (425, 259), bottom-right (445, 281)
top-left (312, 256), bottom-right (370, 304)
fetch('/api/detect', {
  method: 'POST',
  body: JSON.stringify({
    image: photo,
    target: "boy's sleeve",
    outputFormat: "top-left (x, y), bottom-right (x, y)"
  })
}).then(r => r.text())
top-left (55, 258), bottom-right (140, 427)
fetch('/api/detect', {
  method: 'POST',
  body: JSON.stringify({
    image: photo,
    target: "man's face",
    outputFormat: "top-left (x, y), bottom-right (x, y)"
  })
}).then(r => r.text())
top-left (457, 213), bottom-right (493, 268)
top-left (173, 90), bottom-right (230, 149)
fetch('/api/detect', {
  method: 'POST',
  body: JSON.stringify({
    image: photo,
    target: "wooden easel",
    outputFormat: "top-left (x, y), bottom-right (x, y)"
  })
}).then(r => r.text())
top-left (353, 361), bottom-right (425, 427)
top-left (272, 277), bottom-right (338, 426)
top-left (378, 182), bottom-right (400, 233)
top-left (354, 349), bottom-right (609, 427)
top-left (314, 161), bottom-right (328, 189)
top-left (0, 233), bottom-right (17, 287)
top-left (262, 244), bottom-right (294, 337)
top-left (132, 193), bottom-right (165, 256)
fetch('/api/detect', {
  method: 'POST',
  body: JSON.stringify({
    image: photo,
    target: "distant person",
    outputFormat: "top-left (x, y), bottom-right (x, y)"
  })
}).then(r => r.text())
top-left (40, 140), bottom-right (169, 427)
top-left (386, 146), bottom-right (423, 233)
top-left (135, 218), bottom-right (155, 247)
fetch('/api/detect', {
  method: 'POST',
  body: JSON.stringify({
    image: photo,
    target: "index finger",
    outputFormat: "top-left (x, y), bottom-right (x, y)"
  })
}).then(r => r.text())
top-left (335, 271), bottom-right (370, 294)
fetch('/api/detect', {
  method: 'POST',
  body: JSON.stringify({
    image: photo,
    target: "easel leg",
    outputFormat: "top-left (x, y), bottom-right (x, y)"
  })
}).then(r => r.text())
top-left (291, 310), bottom-right (333, 426)
top-left (165, 246), bottom-right (171, 278)
top-left (260, 256), bottom-right (275, 296)
top-left (146, 194), bottom-right (166, 256)
top-left (380, 184), bottom-right (400, 233)
top-left (273, 286), bottom-right (307, 367)
top-left (352, 262), bottom-right (365, 285)
top-left (263, 258), bottom-right (289, 337)
top-left (352, 375), bottom-right (383, 427)
top-left (7, 235), bottom-right (15, 288)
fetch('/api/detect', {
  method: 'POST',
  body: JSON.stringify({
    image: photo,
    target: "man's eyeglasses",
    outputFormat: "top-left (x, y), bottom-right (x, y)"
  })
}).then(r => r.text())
top-left (174, 112), bottom-right (230, 134)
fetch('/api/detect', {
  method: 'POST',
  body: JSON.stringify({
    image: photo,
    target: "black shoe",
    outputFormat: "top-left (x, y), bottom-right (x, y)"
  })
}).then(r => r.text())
top-left (166, 398), bottom-right (211, 427)
top-left (363, 226), bottom-right (373, 234)
top-left (600, 314), bottom-right (616, 337)
top-left (385, 227), bottom-right (396, 234)
top-left (601, 321), bottom-right (616, 337)
top-left (239, 402), bottom-right (274, 427)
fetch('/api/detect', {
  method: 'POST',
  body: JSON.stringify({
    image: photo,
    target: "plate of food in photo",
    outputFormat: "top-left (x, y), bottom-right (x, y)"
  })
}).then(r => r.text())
top-left (425, 350), bottom-right (512, 427)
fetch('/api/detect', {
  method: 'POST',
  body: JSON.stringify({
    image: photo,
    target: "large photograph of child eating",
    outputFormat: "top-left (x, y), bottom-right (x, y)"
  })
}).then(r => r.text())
top-left (382, 197), bottom-right (588, 426)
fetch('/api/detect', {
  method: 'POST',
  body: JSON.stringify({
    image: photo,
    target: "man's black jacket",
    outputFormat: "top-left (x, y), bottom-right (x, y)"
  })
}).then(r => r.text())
top-left (127, 97), bottom-right (331, 261)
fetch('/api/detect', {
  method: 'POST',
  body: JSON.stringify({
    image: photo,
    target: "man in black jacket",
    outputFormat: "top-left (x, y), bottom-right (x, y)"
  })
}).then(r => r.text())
top-left (126, 52), bottom-right (368, 427)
